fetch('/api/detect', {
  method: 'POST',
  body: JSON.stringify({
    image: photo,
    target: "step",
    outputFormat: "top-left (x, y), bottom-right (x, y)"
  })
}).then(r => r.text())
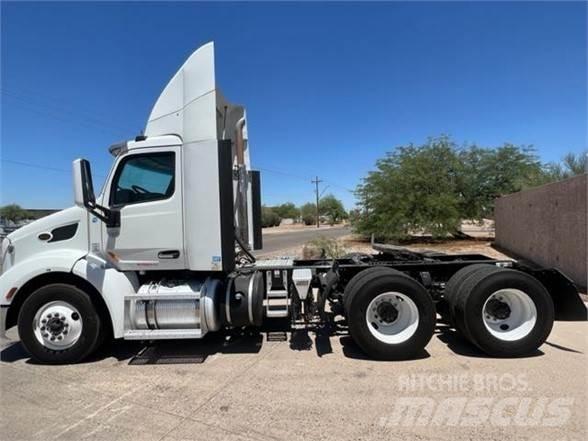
top-left (266, 309), bottom-right (289, 318)
top-left (124, 292), bottom-right (201, 301)
top-left (267, 290), bottom-right (288, 299)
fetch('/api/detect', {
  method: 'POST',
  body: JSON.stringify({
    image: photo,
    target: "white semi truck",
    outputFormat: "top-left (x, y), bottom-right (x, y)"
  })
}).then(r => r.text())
top-left (1, 42), bottom-right (585, 364)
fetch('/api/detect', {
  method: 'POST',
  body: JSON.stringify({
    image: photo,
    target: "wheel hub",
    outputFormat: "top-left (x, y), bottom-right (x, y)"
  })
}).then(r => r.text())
top-left (46, 317), bottom-right (65, 335)
top-left (481, 289), bottom-right (537, 342)
top-left (376, 302), bottom-right (399, 324)
top-left (33, 301), bottom-right (82, 350)
top-left (485, 298), bottom-right (511, 320)
top-left (365, 292), bottom-right (420, 344)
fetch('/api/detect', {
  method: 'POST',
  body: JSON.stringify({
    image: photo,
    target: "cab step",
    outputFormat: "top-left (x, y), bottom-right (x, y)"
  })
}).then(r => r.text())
top-left (265, 269), bottom-right (289, 318)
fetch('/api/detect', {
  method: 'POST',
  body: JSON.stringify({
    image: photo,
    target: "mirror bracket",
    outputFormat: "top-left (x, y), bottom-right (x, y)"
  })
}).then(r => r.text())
top-left (87, 203), bottom-right (120, 228)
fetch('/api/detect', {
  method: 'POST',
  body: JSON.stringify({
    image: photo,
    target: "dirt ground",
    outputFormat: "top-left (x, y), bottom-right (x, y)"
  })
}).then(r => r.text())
top-left (261, 234), bottom-right (510, 261)
top-left (340, 235), bottom-right (510, 260)
top-left (262, 223), bottom-right (346, 235)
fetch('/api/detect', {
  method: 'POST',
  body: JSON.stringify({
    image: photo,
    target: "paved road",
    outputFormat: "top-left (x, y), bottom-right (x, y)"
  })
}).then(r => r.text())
top-left (254, 225), bottom-right (351, 257)
top-left (1, 320), bottom-right (586, 441)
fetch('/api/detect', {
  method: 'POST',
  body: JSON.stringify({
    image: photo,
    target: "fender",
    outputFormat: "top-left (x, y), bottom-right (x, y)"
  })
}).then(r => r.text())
top-left (0, 248), bottom-right (88, 307)
top-left (72, 255), bottom-right (139, 338)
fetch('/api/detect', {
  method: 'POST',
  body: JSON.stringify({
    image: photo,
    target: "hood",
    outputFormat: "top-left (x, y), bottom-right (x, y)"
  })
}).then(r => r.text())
top-left (2, 207), bottom-right (89, 275)
top-left (8, 207), bottom-right (86, 242)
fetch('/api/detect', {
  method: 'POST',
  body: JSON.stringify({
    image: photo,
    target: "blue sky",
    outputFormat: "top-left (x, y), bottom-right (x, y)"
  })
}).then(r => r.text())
top-left (1, 1), bottom-right (586, 209)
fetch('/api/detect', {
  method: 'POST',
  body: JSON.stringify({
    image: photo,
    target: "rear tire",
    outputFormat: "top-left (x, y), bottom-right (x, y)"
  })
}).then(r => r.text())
top-left (446, 264), bottom-right (501, 338)
top-left (445, 264), bottom-right (497, 307)
top-left (343, 266), bottom-right (398, 314)
top-left (454, 268), bottom-right (554, 357)
top-left (346, 269), bottom-right (435, 360)
top-left (18, 284), bottom-right (102, 364)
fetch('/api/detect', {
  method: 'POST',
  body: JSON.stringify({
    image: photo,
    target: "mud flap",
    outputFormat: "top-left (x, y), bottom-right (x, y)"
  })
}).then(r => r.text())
top-left (532, 268), bottom-right (587, 321)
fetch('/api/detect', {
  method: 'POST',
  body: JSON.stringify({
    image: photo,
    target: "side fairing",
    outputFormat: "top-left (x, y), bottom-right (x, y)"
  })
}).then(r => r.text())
top-left (72, 255), bottom-right (139, 338)
top-left (143, 41), bottom-right (252, 270)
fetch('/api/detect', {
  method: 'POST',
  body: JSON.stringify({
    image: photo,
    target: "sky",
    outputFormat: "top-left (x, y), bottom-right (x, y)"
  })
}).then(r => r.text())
top-left (1, 1), bottom-right (586, 209)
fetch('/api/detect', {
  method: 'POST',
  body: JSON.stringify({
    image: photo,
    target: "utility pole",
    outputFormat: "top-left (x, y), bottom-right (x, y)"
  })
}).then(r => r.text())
top-left (311, 176), bottom-right (322, 228)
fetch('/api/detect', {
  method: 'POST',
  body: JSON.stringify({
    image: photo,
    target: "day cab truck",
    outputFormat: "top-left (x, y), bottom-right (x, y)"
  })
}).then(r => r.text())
top-left (1, 42), bottom-right (585, 364)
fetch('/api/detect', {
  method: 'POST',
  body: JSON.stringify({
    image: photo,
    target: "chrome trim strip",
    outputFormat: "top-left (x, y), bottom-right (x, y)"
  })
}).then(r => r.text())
top-left (248, 273), bottom-right (256, 324)
top-left (225, 279), bottom-right (233, 325)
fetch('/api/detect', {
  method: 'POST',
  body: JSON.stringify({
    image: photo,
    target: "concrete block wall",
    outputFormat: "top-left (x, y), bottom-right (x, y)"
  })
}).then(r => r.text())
top-left (494, 174), bottom-right (587, 289)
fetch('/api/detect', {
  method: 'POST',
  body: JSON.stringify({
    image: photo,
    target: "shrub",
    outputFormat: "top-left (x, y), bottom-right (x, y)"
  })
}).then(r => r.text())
top-left (261, 207), bottom-right (281, 228)
top-left (306, 236), bottom-right (347, 259)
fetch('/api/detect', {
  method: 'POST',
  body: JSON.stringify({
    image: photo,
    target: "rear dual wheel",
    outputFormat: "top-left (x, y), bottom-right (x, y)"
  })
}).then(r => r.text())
top-left (344, 268), bottom-right (435, 360)
top-left (445, 266), bottom-right (554, 357)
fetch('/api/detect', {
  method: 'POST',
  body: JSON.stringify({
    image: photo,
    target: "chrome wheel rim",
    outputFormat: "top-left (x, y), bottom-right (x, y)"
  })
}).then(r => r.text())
top-left (366, 292), bottom-right (419, 344)
top-left (482, 289), bottom-right (537, 341)
top-left (33, 301), bottom-right (83, 350)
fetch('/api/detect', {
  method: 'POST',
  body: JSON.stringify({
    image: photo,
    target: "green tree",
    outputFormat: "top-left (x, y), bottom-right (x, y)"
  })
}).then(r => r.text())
top-left (354, 136), bottom-right (546, 240)
top-left (347, 208), bottom-right (361, 225)
top-left (457, 144), bottom-right (546, 219)
top-left (0, 204), bottom-right (30, 223)
top-left (261, 206), bottom-right (281, 228)
top-left (300, 202), bottom-right (316, 226)
top-left (319, 194), bottom-right (347, 225)
top-left (544, 151), bottom-right (587, 182)
top-left (272, 202), bottom-right (300, 220)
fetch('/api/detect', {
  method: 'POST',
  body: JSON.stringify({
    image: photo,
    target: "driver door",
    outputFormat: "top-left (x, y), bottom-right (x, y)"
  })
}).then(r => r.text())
top-left (101, 146), bottom-right (185, 270)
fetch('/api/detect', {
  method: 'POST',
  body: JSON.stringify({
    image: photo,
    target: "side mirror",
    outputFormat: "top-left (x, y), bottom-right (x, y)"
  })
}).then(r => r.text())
top-left (72, 159), bottom-right (120, 228)
top-left (73, 159), bottom-right (96, 209)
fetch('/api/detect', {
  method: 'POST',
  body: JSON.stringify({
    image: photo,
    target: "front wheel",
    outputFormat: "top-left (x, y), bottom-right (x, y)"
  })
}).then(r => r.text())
top-left (18, 284), bottom-right (102, 364)
top-left (346, 269), bottom-right (436, 360)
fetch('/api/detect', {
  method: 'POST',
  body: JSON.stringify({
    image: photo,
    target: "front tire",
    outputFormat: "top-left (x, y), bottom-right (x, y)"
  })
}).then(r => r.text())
top-left (346, 269), bottom-right (435, 360)
top-left (18, 284), bottom-right (102, 364)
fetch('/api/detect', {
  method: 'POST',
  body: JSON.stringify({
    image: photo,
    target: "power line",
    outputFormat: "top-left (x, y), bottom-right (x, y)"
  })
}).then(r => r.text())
top-left (3, 95), bottom-right (124, 136)
top-left (1, 159), bottom-right (71, 174)
top-left (255, 165), bottom-right (354, 193)
top-left (2, 88), bottom-right (356, 198)
top-left (255, 166), bottom-right (309, 182)
top-left (1, 158), bottom-right (106, 178)
top-left (1, 157), bottom-right (347, 193)
top-left (1, 88), bottom-right (129, 131)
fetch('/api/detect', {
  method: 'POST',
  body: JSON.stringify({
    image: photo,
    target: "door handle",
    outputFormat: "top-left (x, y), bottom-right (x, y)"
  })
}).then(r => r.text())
top-left (158, 250), bottom-right (180, 259)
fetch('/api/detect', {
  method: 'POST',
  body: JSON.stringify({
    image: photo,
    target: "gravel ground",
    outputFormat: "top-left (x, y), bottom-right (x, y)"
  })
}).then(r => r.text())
top-left (1, 320), bottom-right (586, 441)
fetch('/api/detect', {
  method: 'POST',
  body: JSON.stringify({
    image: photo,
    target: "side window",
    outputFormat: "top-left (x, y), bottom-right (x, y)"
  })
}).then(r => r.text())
top-left (110, 152), bottom-right (175, 206)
